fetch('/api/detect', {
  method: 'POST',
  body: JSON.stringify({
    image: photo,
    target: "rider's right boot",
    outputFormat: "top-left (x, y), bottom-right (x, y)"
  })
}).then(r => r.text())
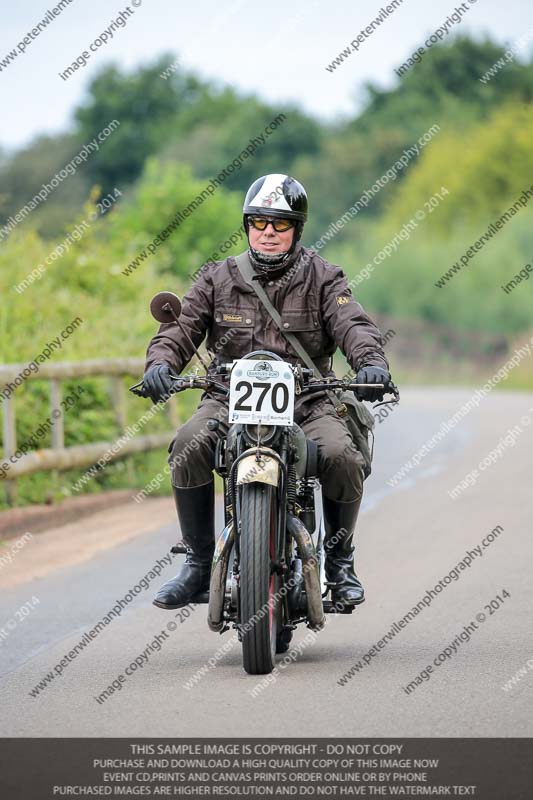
top-left (153, 480), bottom-right (215, 610)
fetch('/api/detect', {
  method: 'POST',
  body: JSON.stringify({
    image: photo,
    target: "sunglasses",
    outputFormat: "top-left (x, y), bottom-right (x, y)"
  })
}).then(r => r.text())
top-left (249, 216), bottom-right (294, 232)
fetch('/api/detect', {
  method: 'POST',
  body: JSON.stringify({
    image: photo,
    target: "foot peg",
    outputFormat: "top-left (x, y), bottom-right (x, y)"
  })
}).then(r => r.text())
top-left (323, 600), bottom-right (356, 614)
top-left (192, 590), bottom-right (209, 604)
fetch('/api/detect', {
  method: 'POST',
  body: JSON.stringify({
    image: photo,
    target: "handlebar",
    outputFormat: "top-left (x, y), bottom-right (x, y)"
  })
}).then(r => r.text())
top-left (129, 368), bottom-right (400, 405)
top-left (129, 372), bottom-right (229, 399)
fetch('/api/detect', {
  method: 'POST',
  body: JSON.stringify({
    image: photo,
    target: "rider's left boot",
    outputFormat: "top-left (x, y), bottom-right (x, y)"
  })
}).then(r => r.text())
top-left (323, 495), bottom-right (365, 606)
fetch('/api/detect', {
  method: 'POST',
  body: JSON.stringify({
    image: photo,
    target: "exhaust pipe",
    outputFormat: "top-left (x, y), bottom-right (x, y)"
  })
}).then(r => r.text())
top-left (208, 521), bottom-right (234, 632)
top-left (286, 514), bottom-right (325, 631)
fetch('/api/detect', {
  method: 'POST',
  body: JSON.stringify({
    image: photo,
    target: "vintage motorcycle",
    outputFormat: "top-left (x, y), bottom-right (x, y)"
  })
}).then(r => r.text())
top-left (131, 292), bottom-right (399, 675)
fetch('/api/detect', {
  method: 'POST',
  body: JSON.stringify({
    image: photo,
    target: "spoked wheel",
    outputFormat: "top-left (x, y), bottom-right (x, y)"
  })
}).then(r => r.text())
top-left (240, 483), bottom-right (281, 674)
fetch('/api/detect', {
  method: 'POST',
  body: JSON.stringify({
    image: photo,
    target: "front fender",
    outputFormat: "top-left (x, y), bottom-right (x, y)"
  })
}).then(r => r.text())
top-left (236, 453), bottom-right (279, 486)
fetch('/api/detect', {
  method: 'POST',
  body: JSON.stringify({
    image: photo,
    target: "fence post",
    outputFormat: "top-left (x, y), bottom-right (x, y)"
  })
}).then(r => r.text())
top-left (49, 379), bottom-right (64, 501)
top-left (111, 376), bottom-right (128, 431)
top-left (167, 397), bottom-right (180, 430)
top-left (2, 395), bottom-right (17, 506)
top-left (111, 376), bottom-right (134, 484)
top-left (50, 379), bottom-right (64, 450)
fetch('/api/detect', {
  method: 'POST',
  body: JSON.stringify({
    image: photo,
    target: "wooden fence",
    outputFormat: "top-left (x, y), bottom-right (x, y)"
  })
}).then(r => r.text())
top-left (0, 359), bottom-right (178, 506)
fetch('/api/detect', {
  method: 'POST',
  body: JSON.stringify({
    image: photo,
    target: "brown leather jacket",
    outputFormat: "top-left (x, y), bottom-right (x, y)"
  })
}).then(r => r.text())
top-left (145, 245), bottom-right (389, 385)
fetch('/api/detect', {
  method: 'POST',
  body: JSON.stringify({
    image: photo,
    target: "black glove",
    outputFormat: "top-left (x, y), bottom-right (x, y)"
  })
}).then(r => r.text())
top-left (355, 365), bottom-right (391, 402)
top-left (142, 363), bottom-right (174, 403)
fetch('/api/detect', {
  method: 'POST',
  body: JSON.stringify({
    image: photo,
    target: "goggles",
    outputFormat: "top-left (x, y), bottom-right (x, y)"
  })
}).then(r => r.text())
top-left (248, 216), bottom-right (294, 232)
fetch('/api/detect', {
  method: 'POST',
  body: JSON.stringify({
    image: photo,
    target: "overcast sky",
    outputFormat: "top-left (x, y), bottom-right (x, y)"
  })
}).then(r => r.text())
top-left (0, 0), bottom-right (529, 152)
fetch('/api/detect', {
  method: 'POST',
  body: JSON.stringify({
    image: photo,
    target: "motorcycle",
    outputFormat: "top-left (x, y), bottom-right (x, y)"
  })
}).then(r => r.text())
top-left (131, 292), bottom-right (399, 675)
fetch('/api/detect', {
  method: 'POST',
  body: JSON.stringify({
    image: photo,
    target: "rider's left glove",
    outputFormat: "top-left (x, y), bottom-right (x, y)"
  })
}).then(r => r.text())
top-left (355, 365), bottom-right (391, 402)
top-left (143, 362), bottom-right (174, 403)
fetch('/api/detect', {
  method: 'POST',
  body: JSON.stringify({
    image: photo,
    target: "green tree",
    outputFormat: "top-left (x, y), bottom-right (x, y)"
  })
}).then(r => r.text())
top-left (0, 132), bottom-right (89, 238)
top-left (298, 37), bottom-right (533, 239)
top-left (383, 103), bottom-right (533, 232)
top-left (75, 54), bottom-right (206, 192)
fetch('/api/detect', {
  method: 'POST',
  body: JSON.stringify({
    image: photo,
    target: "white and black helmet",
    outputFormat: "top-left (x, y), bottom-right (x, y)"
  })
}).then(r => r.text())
top-left (243, 174), bottom-right (308, 272)
top-left (243, 173), bottom-right (308, 223)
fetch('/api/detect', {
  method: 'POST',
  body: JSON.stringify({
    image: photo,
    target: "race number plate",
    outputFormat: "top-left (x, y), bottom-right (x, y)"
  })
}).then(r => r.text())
top-left (229, 359), bottom-right (295, 425)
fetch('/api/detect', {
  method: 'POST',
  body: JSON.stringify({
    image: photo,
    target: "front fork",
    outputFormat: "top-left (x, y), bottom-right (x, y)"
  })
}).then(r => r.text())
top-left (228, 432), bottom-right (291, 634)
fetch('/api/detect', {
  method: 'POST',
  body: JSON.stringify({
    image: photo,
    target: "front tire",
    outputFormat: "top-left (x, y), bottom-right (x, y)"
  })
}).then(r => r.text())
top-left (240, 483), bottom-right (280, 675)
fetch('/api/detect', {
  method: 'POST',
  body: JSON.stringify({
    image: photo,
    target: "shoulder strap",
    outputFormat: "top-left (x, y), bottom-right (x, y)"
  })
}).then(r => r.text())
top-left (234, 251), bottom-right (347, 415)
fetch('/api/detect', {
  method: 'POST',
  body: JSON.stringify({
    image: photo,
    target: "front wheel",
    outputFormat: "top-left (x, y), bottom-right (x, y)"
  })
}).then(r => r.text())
top-left (240, 483), bottom-right (280, 674)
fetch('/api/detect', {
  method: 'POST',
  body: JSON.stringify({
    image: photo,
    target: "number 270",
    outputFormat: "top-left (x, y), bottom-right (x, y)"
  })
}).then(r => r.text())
top-left (234, 381), bottom-right (289, 413)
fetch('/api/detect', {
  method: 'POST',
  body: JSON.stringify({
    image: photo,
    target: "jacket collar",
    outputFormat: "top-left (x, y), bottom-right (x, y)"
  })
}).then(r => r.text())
top-left (228, 244), bottom-right (309, 293)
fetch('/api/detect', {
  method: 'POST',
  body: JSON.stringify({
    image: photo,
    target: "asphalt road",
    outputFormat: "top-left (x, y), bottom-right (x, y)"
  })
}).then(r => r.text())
top-left (1, 388), bottom-right (532, 737)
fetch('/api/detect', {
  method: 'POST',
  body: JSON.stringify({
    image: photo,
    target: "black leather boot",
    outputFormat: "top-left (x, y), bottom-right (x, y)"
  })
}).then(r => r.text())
top-left (153, 480), bottom-right (215, 609)
top-left (323, 495), bottom-right (365, 606)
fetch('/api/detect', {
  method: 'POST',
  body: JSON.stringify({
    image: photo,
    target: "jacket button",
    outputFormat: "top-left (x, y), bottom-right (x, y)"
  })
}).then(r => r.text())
top-left (268, 281), bottom-right (274, 286)
top-left (283, 322), bottom-right (289, 329)
top-left (245, 318), bottom-right (252, 324)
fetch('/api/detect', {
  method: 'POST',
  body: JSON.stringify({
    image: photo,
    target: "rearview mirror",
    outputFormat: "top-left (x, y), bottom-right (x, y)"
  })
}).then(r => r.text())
top-left (150, 291), bottom-right (182, 324)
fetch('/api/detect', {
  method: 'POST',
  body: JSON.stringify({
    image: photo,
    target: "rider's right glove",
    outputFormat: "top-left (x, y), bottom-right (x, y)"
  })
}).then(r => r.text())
top-left (142, 362), bottom-right (174, 403)
top-left (355, 365), bottom-right (391, 402)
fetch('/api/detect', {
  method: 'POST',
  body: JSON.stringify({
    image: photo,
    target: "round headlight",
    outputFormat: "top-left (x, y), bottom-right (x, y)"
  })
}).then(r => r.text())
top-left (244, 423), bottom-right (276, 444)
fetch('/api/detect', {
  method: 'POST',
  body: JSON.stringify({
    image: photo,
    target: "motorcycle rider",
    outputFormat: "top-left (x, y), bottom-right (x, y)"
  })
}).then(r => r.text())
top-left (142, 173), bottom-right (393, 611)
